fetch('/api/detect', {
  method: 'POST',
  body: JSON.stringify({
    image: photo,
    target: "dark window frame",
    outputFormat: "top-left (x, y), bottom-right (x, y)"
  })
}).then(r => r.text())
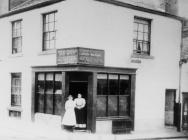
top-left (133, 16), bottom-right (151, 55)
top-left (35, 72), bottom-right (62, 115)
top-left (97, 73), bottom-right (131, 118)
top-left (42, 11), bottom-right (57, 51)
top-left (12, 19), bottom-right (22, 54)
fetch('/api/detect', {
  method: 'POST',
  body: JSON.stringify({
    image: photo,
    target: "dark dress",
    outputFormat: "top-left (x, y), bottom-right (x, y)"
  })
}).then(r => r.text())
top-left (74, 98), bottom-right (86, 125)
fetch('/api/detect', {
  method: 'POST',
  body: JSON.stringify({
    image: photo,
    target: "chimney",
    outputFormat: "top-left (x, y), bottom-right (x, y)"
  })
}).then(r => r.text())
top-left (159, 0), bottom-right (178, 15)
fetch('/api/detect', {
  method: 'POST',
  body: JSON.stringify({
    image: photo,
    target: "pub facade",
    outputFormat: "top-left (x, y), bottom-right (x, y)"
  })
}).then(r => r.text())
top-left (0, 0), bottom-right (182, 133)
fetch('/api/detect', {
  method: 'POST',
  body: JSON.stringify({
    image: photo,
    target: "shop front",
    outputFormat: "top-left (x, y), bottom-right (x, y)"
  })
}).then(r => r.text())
top-left (31, 47), bottom-right (136, 133)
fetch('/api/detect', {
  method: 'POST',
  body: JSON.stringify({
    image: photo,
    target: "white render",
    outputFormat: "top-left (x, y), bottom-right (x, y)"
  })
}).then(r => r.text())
top-left (0, 0), bottom-right (182, 132)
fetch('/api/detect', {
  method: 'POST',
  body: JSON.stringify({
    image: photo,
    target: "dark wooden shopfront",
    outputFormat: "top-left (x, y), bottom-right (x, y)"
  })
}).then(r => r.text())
top-left (31, 65), bottom-right (136, 133)
top-left (31, 47), bottom-right (136, 133)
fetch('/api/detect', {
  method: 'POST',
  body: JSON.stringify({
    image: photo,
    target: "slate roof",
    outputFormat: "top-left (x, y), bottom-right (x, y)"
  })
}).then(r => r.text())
top-left (11, 0), bottom-right (56, 11)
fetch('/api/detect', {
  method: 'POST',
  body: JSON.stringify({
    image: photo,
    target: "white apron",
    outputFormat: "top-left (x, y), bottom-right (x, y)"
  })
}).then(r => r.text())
top-left (62, 99), bottom-right (76, 126)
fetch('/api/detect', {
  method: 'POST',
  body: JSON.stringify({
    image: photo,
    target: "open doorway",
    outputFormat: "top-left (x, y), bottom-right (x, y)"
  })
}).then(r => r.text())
top-left (69, 72), bottom-right (88, 130)
top-left (165, 89), bottom-right (178, 127)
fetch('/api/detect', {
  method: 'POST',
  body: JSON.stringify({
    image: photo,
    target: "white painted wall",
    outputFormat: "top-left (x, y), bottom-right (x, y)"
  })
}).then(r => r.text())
top-left (0, 0), bottom-right (182, 132)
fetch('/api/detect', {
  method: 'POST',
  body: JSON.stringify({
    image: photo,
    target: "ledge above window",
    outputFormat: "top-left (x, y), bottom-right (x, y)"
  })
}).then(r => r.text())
top-left (38, 49), bottom-right (56, 55)
top-left (131, 53), bottom-right (154, 59)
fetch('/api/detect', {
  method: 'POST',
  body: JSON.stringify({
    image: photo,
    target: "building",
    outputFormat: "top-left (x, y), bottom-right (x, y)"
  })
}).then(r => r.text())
top-left (0, 0), bottom-right (182, 133)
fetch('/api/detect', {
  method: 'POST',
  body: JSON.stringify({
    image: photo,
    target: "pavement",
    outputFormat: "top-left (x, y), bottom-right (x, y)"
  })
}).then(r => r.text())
top-left (0, 119), bottom-right (188, 140)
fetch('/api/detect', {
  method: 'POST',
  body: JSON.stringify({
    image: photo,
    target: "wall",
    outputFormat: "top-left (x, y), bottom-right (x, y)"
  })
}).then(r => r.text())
top-left (0, 0), bottom-right (181, 132)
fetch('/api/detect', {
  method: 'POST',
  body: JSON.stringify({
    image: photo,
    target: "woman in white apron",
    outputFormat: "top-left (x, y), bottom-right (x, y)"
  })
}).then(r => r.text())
top-left (62, 95), bottom-right (76, 132)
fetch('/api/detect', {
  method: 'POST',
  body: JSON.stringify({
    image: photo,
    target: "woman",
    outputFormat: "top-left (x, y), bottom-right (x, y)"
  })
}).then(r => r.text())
top-left (74, 93), bottom-right (86, 129)
top-left (62, 95), bottom-right (76, 132)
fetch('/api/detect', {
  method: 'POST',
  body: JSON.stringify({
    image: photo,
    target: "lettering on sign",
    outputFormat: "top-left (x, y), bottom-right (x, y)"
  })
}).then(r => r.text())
top-left (57, 47), bottom-right (104, 66)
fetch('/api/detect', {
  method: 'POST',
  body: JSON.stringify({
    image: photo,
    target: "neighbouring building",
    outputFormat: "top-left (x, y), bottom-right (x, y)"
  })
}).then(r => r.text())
top-left (0, 0), bottom-right (183, 133)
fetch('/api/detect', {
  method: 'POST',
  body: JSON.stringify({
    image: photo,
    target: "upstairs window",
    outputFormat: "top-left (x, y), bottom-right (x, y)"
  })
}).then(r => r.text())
top-left (43, 11), bottom-right (57, 51)
top-left (133, 17), bottom-right (151, 55)
top-left (12, 20), bottom-right (22, 54)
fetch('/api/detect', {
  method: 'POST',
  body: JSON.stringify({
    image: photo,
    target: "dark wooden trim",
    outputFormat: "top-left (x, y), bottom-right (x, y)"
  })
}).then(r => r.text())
top-left (130, 74), bottom-right (136, 130)
top-left (31, 71), bottom-right (36, 121)
top-left (87, 72), bottom-right (97, 133)
top-left (32, 65), bottom-right (137, 74)
top-left (95, 0), bottom-right (183, 22)
top-left (0, 0), bottom-right (65, 19)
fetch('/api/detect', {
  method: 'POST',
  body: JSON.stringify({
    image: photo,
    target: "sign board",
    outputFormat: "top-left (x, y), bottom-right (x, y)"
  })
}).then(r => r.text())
top-left (57, 47), bottom-right (104, 66)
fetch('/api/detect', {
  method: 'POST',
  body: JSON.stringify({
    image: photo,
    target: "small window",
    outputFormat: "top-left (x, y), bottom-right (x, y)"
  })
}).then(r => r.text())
top-left (11, 73), bottom-right (21, 107)
top-left (133, 17), bottom-right (151, 55)
top-left (12, 20), bottom-right (22, 54)
top-left (42, 11), bottom-right (57, 51)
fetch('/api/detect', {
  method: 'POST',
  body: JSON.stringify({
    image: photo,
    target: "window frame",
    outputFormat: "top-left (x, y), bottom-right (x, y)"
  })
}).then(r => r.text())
top-left (133, 16), bottom-right (151, 56)
top-left (11, 19), bottom-right (22, 54)
top-left (35, 72), bottom-right (62, 115)
top-left (11, 73), bottom-right (22, 107)
top-left (97, 73), bottom-right (131, 118)
top-left (42, 11), bottom-right (57, 51)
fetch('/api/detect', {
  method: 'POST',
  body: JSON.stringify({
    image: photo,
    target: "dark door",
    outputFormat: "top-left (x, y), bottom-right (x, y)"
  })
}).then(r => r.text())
top-left (165, 89), bottom-right (176, 126)
top-left (69, 72), bottom-right (89, 130)
top-left (183, 93), bottom-right (188, 130)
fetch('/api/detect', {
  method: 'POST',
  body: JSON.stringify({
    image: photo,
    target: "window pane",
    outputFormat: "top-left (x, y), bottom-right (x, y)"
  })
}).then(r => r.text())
top-left (144, 25), bottom-right (149, 33)
top-left (11, 73), bottom-right (21, 106)
top-left (45, 73), bottom-right (53, 114)
top-left (144, 33), bottom-right (149, 41)
top-left (119, 96), bottom-right (130, 116)
top-left (54, 73), bottom-right (62, 115)
top-left (138, 24), bottom-right (144, 32)
top-left (143, 43), bottom-right (149, 53)
top-left (50, 31), bottom-right (56, 40)
top-left (109, 74), bottom-right (118, 95)
top-left (97, 74), bottom-right (107, 95)
top-left (120, 75), bottom-right (130, 95)
top-left (36, 73), bottom-right (45, 113)
top-left (138, 32), bottom-right (143, 40)
top-left (96, 96), bottom-right (107, 117)
top-left (49, 22), bottom-right (54, 31)
top-left (108, 96), bottom-right (118, 116)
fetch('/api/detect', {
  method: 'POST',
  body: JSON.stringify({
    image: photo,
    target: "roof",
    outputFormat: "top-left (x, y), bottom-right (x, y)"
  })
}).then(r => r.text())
top-left (11, 0), bottom-right (55, 11)
top-left (0, 0), bottom-right (184, 22)
top-left (0, 0), bottom-right (64, 18)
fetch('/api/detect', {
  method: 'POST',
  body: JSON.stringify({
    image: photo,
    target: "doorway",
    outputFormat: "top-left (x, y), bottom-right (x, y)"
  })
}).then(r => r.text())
top-left (165, 89), bottom-right (177, 127)
top-left (183, 93), bottom-right (188, 130)
top-left (69, 72), bottom-right (89, 130)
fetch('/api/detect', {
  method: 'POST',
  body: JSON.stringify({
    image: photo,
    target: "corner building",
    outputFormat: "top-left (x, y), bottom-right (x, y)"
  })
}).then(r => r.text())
top-left (0, 0), bottom-right (182, 133)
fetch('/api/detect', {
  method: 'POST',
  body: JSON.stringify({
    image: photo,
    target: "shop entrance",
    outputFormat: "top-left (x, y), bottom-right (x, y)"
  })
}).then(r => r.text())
top-left (69, 72), bottom-right (89, 130)
top-left (183, 93), bottom-right (188, 130)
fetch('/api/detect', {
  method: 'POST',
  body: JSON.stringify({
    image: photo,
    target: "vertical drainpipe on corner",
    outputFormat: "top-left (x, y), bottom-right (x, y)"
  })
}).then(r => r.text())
top-left (177, 19), bottom-right (184, 132)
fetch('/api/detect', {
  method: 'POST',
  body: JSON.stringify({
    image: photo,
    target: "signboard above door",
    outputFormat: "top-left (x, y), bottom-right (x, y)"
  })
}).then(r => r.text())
top-left (56, 47), bottom-right (104, 66)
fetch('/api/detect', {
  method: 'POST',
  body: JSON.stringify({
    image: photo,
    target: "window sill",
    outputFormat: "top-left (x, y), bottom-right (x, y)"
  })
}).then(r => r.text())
top-left (131, 53), bottom-right (154, 59)
top-left (9, 53), bottom-right (23, 58)
top-left (7, 106), bottom-right (22, 112)
top-left (96, 116), bottom-right (131, 121)
top-left (38, 49), bottom-right (56, 55)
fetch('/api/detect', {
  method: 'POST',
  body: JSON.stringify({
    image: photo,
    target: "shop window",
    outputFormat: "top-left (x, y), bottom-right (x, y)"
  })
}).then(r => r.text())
top-left (12, 20), bottom-right (22, 54)
top-left (133, 17), bottom-right (151, 55)
top-left (42, 11), bottom-right (57, 51)
top-left (97, 73), bottom-right (131, 118)
top-left (11, 73), bottom-right (21, 107)
top-left (35, 72), bottom-right (62, 115)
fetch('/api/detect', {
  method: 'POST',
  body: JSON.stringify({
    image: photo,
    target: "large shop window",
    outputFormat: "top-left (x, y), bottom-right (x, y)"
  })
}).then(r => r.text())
top-left (97, 74), bottom-right (131, 118)
top-left (11, 73), bottom-right (21, 107)
top-left (35, 72), bottom-right (62, 115)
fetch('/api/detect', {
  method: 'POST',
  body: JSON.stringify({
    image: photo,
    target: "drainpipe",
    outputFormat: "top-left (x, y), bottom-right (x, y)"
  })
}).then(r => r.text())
top-left (177, 19), bottom-right (187, 132)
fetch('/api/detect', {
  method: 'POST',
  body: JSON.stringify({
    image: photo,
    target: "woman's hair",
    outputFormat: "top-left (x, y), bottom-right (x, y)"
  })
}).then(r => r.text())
top-left (67, 94), bottom-right (73, 99)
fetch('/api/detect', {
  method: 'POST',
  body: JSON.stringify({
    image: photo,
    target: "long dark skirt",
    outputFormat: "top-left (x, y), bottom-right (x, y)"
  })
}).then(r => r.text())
top-left (75, 108), bottom-right (86, 124)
